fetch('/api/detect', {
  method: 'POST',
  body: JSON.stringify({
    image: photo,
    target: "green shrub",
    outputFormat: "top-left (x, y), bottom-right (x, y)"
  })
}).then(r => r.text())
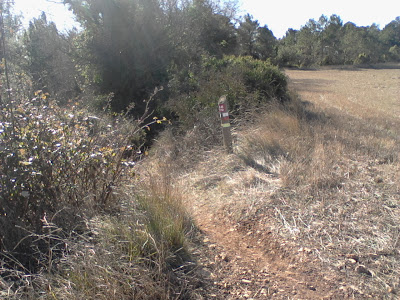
top-left (354, 53), bottom-right (371, 65)
top-left (167, 55), bottom-right (288, 129)
top-left (388, 45), bottom-right (400, 61)
top-left (0, 91), bottom-right (147, 271)
top-left (222, 56), bottom-right (288, 101)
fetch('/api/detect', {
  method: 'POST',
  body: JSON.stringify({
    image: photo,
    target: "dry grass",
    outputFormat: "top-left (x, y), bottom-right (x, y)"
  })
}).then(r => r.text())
top-left (257, 67), bottom-right (400, 297)
top-left (151, 66), bottom-right (400, 298)
top-left (286, 66), bottom-right (400, 120)
top-left (0, 172), bottom-right (200, 300)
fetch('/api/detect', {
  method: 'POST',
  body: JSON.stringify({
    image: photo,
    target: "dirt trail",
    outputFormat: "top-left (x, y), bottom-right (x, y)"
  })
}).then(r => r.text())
top-left (182, 157), bottom-right (346, 299)
top-left (193, 209), bottom-right (341, 299)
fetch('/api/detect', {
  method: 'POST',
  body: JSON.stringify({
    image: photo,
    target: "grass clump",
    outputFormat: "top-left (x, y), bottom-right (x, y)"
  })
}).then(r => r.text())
top-left (43, 201), bottom-right (194, 300)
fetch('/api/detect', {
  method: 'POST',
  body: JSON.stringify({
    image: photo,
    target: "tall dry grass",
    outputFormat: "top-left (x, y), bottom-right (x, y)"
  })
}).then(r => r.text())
top-left (1, 168), bottom-right (198, 300)
top-left (233, 68), bottom-right (400, 298)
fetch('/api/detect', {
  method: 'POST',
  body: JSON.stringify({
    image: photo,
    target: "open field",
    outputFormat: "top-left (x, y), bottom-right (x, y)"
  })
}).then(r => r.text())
top-left (286, 66), bottom-right (400, 120)
top-left (282, 66), bottom-right (400, 297)
top-left (143, 65), bottom-right (400, 298)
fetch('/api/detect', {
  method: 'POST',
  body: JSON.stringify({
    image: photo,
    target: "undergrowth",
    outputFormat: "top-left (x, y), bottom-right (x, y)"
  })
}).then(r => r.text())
top-left (0, 91), bottom-right (197, 299)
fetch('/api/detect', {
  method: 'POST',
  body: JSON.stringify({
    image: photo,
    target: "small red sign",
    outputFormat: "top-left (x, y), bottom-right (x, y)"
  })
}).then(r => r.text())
top-left (219, 104), bottom-right (226, 112)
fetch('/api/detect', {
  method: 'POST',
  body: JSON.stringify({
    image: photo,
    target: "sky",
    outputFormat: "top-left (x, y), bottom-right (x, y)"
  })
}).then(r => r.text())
top-left (239, 0), bottom-right (400, 38)
top-left (12, 0), bottom-right (78, 33)
top-left (11, 0), bottom-right (400, 38)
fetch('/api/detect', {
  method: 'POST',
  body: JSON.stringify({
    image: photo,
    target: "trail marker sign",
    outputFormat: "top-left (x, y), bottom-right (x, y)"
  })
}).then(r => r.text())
top-left (218, 96), bottom-right (233, 153)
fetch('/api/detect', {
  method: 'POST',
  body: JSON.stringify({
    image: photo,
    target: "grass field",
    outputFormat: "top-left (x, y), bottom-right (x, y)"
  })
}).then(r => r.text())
top-left (281, 66), bottom-right (400, 298)
top-left (286, 66), bottom-right (400, 120)
top-left (147, 65), bottom-right (400, 298)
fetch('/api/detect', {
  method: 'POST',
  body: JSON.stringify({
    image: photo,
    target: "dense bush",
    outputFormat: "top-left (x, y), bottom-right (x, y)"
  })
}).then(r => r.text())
top-left (226, 56), bottom-right (288, 100)
top-left (0, 91), bottom-right (149, 271)
top-left (167, 55), bottom-right (288, 129)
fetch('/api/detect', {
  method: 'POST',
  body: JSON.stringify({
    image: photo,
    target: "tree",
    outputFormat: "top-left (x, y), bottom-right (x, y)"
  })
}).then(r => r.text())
top-left (318, 15), bottom-right (343, 65)
top-left (341, 22), bottom-right (362, 64)
top-left (64, 0), bottom-right (171, 112)
top-left (296, 19), bottom-right (320, 66)
top-left (254, 25), bottom-right (277, 60)
top-left (275, 14), bottom-right (397, 66)
top-left (0, 1), bottom-right (27, 99)
top-left (365, 24), bottom-right (385, 63)
top-left (277, 29), bottom-right (300, 66)
top-left (63, 0), bottom-right (239, 113)
top-left (184, 0), bottom-right (237, 58)
top-left (381, 17), bottom-right (400, 61)
top-left (23, 12), bottom-right (79, 101)
top-left (237, 14), bottom-right (259, 57)
top-left (342, 24), bottom-right (383, 64)
top-left (381, 17), bottom-right (400, 48)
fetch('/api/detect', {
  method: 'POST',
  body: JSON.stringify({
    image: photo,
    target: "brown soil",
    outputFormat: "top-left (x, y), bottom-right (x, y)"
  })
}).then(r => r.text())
top-left (192, 209), bottom-right (345, 299)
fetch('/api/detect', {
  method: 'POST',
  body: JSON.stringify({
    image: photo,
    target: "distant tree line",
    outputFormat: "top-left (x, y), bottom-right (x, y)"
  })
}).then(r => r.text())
top-left (278, 15), bottom-right (400, 67)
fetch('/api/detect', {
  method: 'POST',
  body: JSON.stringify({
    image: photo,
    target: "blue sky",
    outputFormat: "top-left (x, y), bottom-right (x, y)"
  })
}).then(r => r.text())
top-left (13, 0), bottom-right (400, 38)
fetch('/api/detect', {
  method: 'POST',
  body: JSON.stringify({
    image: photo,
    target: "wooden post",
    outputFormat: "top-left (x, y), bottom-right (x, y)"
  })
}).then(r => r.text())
top-left (218, 95), bottom-right (233, 153)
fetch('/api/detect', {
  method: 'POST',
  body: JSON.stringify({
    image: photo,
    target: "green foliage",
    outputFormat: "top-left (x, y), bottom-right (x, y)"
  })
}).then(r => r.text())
top-left (278, 14), bottom-right (400, 67)
top-left (64, 0), bottom-right (171, 113)
top-left (381, 17), bottom-right (400, 48)
top-left (0, 2), bottom-right (32, 100)
top-left (167, 55), bottom-right (288, 128)
top-left (237, 14), bottom-right (277, 60)
top-left (61, 0), bottom-right (241, 115)
top-left (185, 0), bottom-right (238, 58)
top-left (0, 90), bottom-right (147, 271)
top-left (354, 53), bottom-right (371, 65)
top-left (277, 29), bottom-right (301, 67)
top-left (388, 45), bottom-right (400, 60)
top-left (231, 56), bottom-right (287, 99)
top-left (237, 14), bottom-right (260, 57)
top-left (23, 13), bottom-right (80, 101)
top-left (256, 25), bottom-right (278, 60)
